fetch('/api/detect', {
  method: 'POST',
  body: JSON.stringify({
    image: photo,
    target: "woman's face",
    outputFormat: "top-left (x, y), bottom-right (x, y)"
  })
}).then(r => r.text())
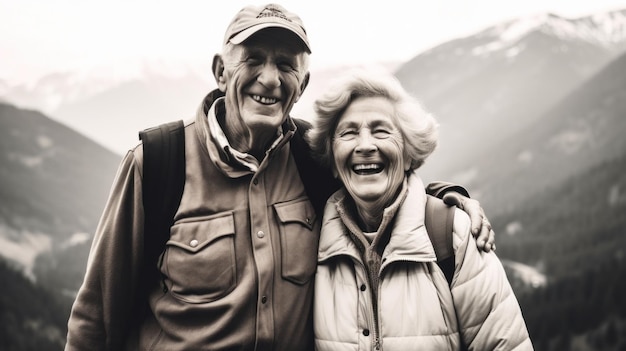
top-left (332, 96), bottom-right (409, 208)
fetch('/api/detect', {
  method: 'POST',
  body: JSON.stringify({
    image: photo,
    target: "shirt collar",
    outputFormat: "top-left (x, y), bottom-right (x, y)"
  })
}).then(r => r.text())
top-left (206, 96), bottom-right (295, 173)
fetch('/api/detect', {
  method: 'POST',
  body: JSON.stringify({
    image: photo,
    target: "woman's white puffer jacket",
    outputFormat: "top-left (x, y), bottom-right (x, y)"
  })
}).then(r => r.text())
top-left (314, 175), bottom-right (533, 351)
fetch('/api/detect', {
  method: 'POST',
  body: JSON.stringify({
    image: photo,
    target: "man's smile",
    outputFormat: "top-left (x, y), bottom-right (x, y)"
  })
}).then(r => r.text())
top-left (250, 94), bottom-right (279, 105)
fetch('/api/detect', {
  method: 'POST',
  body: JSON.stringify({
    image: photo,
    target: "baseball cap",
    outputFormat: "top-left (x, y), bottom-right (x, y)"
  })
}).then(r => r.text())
top-left (224, 3), bottom-right (311, 53)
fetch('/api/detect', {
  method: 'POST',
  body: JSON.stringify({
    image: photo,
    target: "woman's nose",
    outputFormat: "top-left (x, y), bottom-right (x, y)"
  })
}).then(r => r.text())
top-left (355, 132), bottom-right (377, 154)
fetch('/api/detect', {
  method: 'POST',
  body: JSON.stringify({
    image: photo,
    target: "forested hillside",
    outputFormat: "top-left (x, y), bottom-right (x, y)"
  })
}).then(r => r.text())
top-left (497, 154), bottom-right (626, 350)
top-left (0, 261), bottom-right (72, 350)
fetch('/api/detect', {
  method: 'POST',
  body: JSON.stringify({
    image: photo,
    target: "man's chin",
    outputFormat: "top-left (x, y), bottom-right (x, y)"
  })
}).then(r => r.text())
top-left (243, 114), bottom-right (286, 131)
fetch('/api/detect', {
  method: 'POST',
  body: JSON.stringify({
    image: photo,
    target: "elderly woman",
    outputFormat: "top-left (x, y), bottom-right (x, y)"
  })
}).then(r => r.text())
top-left (307, 69), bottom-right (532, 351)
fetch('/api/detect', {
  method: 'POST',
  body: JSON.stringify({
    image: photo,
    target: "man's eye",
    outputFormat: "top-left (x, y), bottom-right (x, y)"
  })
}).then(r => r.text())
top-left (246, 57), bottom-right (263, 65)
top-left (278, 62), bottom-right (295, 71)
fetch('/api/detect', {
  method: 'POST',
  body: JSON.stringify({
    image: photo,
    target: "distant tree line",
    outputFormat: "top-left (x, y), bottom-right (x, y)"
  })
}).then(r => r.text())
top-left (0, 260), bottom-right (71, 351)
top-left (518, 255), bottom-right (626, 351)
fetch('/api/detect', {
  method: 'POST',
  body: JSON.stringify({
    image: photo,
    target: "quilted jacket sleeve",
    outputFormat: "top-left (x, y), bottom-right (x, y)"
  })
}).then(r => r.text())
top-left (65, 150), bottom-right (145, 351)
top-left (450, 209), bottom-right (534, 350)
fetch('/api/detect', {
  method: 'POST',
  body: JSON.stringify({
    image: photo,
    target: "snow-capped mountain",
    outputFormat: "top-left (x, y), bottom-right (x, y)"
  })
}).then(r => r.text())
top-left (472, 9), bottom-right (626, 56)
top-left (395, 8), bottom-right (626, 184)
top-left (1, 59), bottom-right (213, 153)
top-left (3, 58), bottom-right (211, 113)
top-left (3, 9), bottom-right (626, 155)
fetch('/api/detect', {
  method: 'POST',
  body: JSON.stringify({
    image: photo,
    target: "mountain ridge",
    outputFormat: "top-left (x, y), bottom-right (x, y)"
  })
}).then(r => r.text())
top-left (474, 9), bottom-right (626, 51)
top-left (2, 9), bottom-right (626, 154)
top-left (395, 7), bottom-right (626, 184)
top-left (0, 102), bottom-right (121, 293)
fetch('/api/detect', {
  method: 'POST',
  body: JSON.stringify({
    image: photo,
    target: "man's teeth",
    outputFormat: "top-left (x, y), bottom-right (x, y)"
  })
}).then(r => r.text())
top-left (251, 95), bottom-right (277, 104)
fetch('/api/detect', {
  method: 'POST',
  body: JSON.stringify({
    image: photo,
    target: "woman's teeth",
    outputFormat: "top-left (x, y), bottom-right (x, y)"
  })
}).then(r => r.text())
top-left (353, 164), bottom-right (383, 174)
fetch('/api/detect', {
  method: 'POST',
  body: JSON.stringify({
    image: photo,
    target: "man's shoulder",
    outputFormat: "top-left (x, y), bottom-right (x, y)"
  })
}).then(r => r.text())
top-left (139, 117), bottom-right (196, 144)
top-left (289, 117), bottom-right (313, 153)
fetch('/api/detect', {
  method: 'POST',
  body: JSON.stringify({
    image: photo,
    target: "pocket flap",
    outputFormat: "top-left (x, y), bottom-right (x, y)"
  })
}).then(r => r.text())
top-left (167, 212), bottom-right (235, 253)
top-left (274, 198), bottom-right (316, 230)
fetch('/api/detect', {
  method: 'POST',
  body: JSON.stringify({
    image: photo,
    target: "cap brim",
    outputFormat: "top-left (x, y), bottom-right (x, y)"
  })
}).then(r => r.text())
top-left (229, 23), bottom-right (311, 53)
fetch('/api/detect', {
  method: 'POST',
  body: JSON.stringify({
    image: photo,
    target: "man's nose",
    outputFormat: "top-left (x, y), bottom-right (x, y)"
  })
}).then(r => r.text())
top-left (257, 64), bottom-right (280, 89)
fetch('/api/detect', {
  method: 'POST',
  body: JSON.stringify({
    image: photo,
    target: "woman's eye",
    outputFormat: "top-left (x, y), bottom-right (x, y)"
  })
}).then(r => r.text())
top-left (337, 130), bottom-right (357, 139)
top-left (373, 129), bottom-right (391, 138)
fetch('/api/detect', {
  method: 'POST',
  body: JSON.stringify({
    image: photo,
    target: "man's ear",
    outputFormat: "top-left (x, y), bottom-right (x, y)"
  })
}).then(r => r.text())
top-left (212, 54), bottom-right (227, 92)
top-left (294, 72), bottom-right (310, 103)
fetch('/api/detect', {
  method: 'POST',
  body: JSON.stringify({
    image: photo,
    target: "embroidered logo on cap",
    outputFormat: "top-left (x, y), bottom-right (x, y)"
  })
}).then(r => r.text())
top-left (257, 5), bottom-right (293, 22)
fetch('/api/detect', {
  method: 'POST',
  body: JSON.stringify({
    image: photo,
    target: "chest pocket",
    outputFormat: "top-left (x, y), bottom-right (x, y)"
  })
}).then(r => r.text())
top-left (274, 197), bottom-right (319, 285)
top-left (162, 212), bottom-right (236, 303)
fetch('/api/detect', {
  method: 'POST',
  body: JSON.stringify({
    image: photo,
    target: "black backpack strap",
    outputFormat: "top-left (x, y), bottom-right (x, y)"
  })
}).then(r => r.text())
top-left (425, 194), bottom-right (456, 285)
top-left (137, 119), bottom-right (186, 289)
top-left (291, 118), bottom-right (341, 217)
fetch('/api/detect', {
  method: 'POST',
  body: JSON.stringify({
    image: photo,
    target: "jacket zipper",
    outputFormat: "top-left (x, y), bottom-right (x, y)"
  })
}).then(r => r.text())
top-left (360, 259), bottom-right (381, 351)
top-left (323, 252), bottom-right (431, 350)
top-left (371, 290), bottom-right (381, 350)
top-left (372, 276), bottom-right (382, 350)
top-left (374, 256), bottom-right (435, 351)
top-left (344, 253), bottom-right (381, 351)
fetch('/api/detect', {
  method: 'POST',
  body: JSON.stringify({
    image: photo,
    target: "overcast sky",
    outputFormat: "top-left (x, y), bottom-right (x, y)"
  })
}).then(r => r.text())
top-left (2, 0), bottom-right (626, 84)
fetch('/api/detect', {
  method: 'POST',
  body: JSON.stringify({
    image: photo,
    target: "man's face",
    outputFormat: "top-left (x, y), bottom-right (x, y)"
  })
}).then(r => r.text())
top-left (220, 29), bottom-right (309, 137)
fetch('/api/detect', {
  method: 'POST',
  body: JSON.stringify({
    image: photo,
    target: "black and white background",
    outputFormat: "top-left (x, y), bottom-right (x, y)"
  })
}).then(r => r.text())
top-left (1, 1), bottom-right (626, 350)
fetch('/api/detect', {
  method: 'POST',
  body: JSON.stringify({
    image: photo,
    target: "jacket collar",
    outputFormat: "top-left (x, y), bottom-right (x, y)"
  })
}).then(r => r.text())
top-left (318, 172), bottom-right (437, 265)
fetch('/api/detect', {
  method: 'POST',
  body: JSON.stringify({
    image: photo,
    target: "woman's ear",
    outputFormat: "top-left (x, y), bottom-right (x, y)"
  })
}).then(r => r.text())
top-left (404, 159), bottom-right (412, 172)
top-left (212, 54), bottom-right (227, 92)
top-left (403, 149), bottom-right (412, 171)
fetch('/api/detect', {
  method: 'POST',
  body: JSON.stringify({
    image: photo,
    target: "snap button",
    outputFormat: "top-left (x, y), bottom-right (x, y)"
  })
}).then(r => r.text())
top-left (189, 239), bottom-right (199, 247)
top-left (360, 284), bottom-right (366, 291)
top-left (261, 296), bottom-right (268, 304)
top-left (257, 230), bottom-right (265, 238)
top-left (363, 329), bottom-right (370, 336)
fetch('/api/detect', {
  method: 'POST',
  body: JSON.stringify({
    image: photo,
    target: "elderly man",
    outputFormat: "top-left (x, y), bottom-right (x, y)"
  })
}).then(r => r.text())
top-left (65, 4), bottom-right (493, 350)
